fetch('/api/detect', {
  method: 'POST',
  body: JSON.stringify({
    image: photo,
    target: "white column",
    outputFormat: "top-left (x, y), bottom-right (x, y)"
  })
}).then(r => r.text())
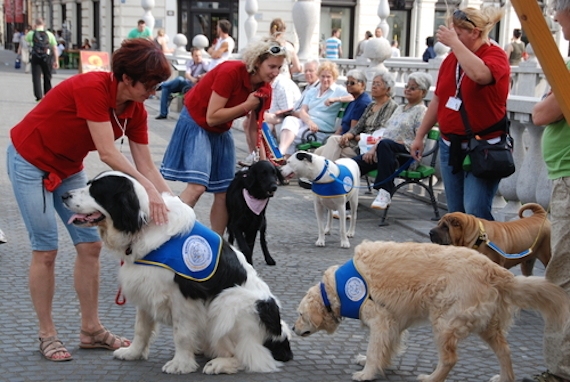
top-left (244, 0), bottom-right (258, 46)
top-left (142, 0), bottom-right (155, 33)
top-left (413, 0), bottom-right (437, 58)
top-left (377, 0), bottom-right (390, 37)
top-left (293, 0), bottom-right (321, 60)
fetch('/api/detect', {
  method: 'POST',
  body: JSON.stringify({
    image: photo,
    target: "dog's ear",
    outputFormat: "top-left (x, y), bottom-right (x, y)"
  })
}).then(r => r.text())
top-left (296, 152), bottom-right (313, 163)
top-left (242, 169), bottom-right (256, 190)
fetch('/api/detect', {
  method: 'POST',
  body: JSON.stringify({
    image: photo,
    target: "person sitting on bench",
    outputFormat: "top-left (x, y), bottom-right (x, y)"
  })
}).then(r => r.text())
top-left (156, 47), bottom-right (208, 119)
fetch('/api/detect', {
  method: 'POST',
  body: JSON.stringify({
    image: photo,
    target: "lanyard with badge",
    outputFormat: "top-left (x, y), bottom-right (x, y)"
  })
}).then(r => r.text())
top-left (445, 63), bottom-right (465, 111)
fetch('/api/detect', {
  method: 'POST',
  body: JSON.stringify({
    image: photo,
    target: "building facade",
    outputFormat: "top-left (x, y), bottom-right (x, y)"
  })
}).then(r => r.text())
top-left (3, 0), bottom-right (568, 60)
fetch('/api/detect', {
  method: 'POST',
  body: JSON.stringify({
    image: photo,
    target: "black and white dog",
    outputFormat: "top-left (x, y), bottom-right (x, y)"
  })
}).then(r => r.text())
top-left (62, 171), bottom-right (292, 375)
top-left (226, 160), bottom-right (284, 266)
top-left (280, 151), bottom-right (360, 248)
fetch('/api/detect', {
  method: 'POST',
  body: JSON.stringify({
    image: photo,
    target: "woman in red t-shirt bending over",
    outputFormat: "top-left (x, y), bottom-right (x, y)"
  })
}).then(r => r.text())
top-left (160, 37), bottom-right (287, 235)
top-left (7, 38), bottom-right (172, 361)
top-left (412, 6), bottom-right (510, 220)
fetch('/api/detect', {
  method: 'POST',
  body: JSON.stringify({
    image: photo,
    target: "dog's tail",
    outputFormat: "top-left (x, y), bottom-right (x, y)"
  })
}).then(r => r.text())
top-left (518, 203), bottom-right (547, 219)
top-left (509, 276), bottom-right (570, 330)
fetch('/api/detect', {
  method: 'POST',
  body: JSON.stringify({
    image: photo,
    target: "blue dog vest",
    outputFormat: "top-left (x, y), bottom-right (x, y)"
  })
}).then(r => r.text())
top-left (335, 259), bottom-right (369, 319)
top-left (311, 163), bottom-right (354, 198)
top-left (134, 221), bottom-right (222, 281)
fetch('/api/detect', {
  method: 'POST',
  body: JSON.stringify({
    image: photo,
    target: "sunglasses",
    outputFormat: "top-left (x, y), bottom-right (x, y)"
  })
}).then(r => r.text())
top-left (404, 84), bottom-right (421, 91)
top-left (142, 82), bottom-right (161, 92)
top-left (453, 9), bottom-right (477, 28)
top-left (266, 45), bottom-right (286, 56)
top-left (346, 81), bottom-right (361, 86)
top-left (372, 81), bottom-right (385, 87)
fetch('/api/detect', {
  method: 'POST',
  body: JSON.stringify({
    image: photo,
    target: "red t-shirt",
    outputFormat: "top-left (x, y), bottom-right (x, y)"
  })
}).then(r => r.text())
top-left (11, 72), bottom-right (148, 181)
top-left (435, 43), bottom-right (510, 139)
top-left (184, 60), bottom-right (272, 133)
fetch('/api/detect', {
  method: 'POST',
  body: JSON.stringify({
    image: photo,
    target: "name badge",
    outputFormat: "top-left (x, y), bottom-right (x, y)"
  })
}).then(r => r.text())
top-left (446, 96), bottom-right (462, 111)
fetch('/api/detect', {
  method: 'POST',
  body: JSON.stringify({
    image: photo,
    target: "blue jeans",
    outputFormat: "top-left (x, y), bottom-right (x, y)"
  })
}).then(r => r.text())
top-left (439, 139), bottom-right (500, 220)
top-left (159, 76), bottom-right (192, 117)
top-left (6, 144), bottom-right (100, 251)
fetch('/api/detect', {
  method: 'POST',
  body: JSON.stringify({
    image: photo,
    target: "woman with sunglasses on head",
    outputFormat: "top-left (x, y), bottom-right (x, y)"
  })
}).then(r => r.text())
top-left (316, 70), bottom-right (397, 162)
top-left (278, 60), bottom-right (354, 157)
top-left (7, 38), bottom-right (172, 362)
top-left (411, 6), bottom-right (509, 220)
top-left (353, 72), bottom-right (432, 210)
top-left (160, 37), bottom-right (286, 235)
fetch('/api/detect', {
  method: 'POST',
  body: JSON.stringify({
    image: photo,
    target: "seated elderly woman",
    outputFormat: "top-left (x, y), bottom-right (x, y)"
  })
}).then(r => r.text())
top-left (353, 71), bottom-right (433, 210)
top-left (278, 61), bottom-right (354, 156)
top-left (315, 71), bottom-right (399, 161)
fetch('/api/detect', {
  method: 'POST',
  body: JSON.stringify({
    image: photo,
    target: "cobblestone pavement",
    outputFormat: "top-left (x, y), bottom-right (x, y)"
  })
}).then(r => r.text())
top-left (0, 49), bottom-right (547, 381)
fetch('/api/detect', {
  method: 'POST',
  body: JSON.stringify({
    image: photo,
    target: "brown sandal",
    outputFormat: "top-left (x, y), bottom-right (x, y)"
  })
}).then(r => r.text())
top-left (39, 336), bottom-right (73, 362)
top-left (79, 328), bottom-right (130, 350)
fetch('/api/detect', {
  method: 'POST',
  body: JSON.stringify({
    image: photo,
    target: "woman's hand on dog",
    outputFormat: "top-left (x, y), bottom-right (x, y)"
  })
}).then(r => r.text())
top-left (147, 188), bottom-right (169, 225)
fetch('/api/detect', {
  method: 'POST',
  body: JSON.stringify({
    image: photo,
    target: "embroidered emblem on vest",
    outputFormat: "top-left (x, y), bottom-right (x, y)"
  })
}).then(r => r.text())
top-left (335, 259), bottom-right (369, 319)
top-left (134, 221), bottom-right (222, 281)
top-left (312, 163), bottom-right (354, 198)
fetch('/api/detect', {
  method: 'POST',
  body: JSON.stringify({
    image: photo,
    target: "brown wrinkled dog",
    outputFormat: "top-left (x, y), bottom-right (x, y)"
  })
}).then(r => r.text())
top-left (429, 203), bottom-right (550, 276)
top-left (293, 241), bottom-right (569, 382)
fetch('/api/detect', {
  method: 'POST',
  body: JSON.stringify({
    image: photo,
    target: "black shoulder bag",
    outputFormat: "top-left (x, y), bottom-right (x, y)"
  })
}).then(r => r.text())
top-left (458, 91), bottom-right (515, 179)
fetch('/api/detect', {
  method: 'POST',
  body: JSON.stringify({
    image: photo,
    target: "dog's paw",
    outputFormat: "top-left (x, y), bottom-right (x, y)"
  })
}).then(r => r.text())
top-left (417, 374), bottom-right (436, 382)
top-left (316, 238), bottom-right (326, 247)
top-left (162, 357), bottom-right (199, 374)
top-left (203, 357), bottom-right (241, 374)
top-left (113, 346), bottom-right (147, 361)
top-left (352, 370), bottom-right (376, 381)
top-left (354, 354), bottom-right (366, 366)
top-left (347, 230), bottom-right (355, 238)
top-left (488, 375), bottom-right (501, 382)
top-left (340, 240), bottom-right (350, 249)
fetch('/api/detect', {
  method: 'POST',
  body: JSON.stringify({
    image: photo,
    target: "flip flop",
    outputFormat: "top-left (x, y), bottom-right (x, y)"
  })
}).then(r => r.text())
top-left (39, 336), bottom-right (73, 362)
top-left (79, 328), bottom-right (130, 350)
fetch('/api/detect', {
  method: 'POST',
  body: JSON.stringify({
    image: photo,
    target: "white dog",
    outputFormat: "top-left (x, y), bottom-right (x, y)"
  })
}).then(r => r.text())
top-left (294, 240), bottom-right (570, 382)
top-left (62, 171), bottom-right (293, 375)
top-left (280, 151), bottom-right (360, 248)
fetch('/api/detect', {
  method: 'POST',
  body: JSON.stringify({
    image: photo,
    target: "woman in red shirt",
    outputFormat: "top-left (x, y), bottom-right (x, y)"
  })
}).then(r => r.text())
top-left (161, 37), bottom-right (287, 235)
top-left (7, 38), bottom-right (171, 361)
top-left (412, 7), bottom-right (509, 220)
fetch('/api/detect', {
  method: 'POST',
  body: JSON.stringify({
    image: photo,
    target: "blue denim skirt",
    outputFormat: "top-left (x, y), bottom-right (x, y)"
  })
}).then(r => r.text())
top-left (160, 107), bottom-right (236, 193)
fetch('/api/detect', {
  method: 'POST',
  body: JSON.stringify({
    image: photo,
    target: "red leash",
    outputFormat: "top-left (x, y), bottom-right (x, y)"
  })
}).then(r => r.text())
top-left (115, 260), bottom-right (126, 305)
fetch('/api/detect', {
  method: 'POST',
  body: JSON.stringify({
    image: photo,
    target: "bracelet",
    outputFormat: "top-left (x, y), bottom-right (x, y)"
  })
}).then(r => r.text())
top-left (242, 105), bottom-right (250, 115)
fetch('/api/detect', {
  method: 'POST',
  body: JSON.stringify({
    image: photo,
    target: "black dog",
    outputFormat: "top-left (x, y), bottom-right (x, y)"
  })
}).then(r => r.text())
top-left (226, 160), bottom-right (284, 266)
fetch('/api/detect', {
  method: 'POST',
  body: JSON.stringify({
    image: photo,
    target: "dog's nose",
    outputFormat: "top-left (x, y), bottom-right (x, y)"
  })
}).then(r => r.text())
top-left (429, 230), bottom-right (439, 244)
top-left (270, 184), bottom-right (278, 192)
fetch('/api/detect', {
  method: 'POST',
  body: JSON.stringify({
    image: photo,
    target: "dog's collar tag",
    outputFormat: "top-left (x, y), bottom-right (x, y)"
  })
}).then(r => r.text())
top-left (312, 164), bottom-right (354, 198)
top-left (135, 221), bottom-right (222, 281)
top-left (335, 259), bottom-right (369, 319)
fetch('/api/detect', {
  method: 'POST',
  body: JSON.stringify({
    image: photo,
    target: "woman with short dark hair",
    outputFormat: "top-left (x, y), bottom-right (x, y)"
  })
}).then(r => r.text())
top-left (7, 38), bottom-right (172, 361)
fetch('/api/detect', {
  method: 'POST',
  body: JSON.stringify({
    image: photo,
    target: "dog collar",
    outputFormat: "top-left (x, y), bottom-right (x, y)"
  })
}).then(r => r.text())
top-left (475, 220), bottom-right (534, 259)
top-left (472, 220), bottom-right (488, 249)
top-left (314, 160), bottom-right (330, 182)
top-left (320, 282), bottom-right (332, 312)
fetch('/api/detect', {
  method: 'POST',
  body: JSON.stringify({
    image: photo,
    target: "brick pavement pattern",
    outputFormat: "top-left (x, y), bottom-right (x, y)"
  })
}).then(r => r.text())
top-left (0, 49), bottom-right (548, 381)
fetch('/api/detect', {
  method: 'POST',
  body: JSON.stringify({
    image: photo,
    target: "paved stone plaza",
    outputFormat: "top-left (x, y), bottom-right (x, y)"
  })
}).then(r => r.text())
top-left (0, 48), bottom-right (549, 381)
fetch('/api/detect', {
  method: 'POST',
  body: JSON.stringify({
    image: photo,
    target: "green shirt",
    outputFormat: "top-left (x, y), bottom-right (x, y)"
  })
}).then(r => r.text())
top-left (541, 60), bottom-right (570, 180)
top-left (25, 28), bottom-right (58, 49)
top-left (127, 27), bottom-right (151, 39)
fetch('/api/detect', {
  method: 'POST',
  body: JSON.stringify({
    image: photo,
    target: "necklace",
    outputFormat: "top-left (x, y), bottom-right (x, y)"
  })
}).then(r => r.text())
top-left (112, 109), bottom-right (128, 152)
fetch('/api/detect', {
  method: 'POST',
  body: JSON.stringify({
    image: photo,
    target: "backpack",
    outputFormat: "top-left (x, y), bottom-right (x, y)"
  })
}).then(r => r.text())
top-left (32, 30), bottom-right (50, 60)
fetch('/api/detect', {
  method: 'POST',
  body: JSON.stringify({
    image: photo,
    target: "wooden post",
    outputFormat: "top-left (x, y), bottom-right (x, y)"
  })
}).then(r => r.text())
top-left (511, 0), bottom-right (570, 122)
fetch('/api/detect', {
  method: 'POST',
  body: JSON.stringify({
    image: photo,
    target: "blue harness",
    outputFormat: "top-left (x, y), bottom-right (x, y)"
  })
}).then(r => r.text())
top-left (321, 259), bottom-right (369, 320)
top-left (134, 221), bottom-right (222, 281)
top-left (312, 161), bottom-right (354, 198)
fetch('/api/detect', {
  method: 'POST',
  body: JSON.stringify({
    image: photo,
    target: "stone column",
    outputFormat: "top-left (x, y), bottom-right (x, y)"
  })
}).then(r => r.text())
top-left (142, 0), bottom-right (155, 33)
top-left (377, 0), bottom-right (390, 37)
top-left (363, 37), bottom-right (391, 80)
top-left (244, 0), bottom-right (258, 46)
top-left (293, 0), bottom-right (321, 60)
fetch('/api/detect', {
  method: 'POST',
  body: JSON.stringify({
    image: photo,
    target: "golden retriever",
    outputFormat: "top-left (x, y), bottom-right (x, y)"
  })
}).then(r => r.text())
top-left (429, 203), bottom-right (550, 276)
top-left (293, 240), bottom-right (569, 382)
